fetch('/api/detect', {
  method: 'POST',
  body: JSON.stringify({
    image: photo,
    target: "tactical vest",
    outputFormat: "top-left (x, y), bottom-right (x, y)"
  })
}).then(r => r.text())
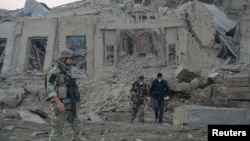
top-left (132, 81), bottom-right (148, 100)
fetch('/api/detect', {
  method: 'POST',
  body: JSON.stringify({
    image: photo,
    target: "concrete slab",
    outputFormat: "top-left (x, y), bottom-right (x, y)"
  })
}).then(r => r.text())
top-left (87, 111), bottom-right (103, 122)
top-left (223, 75), bottom-right (250, 87)
top-left (174, 66), bottom-right (196, 82)
top-left (173, 105), bottom-right (250, 129)
top-left (19, 111), bottom-right (47, 124)
top-left (1, 96), bottom-right (19, 107)
top-left (212, 85), bottom-right (250, 100)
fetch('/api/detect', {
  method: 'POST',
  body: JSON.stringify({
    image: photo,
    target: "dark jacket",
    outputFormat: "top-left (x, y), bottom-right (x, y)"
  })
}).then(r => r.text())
top-left (149, 79), bottom-right (170, 99)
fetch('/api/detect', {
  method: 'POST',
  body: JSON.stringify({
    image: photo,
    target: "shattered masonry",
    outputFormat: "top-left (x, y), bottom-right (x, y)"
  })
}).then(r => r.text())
top-left (0, 0), bottom-right (249, 80)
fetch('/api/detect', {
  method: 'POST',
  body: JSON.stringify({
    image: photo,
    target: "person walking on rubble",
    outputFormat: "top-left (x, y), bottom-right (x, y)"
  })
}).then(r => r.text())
top-left (149, 73), bottom-right (170, 124)
top-left (130, 75), bottom-right (149, 124)
top-left (46, 48), bottom-right (82, 141)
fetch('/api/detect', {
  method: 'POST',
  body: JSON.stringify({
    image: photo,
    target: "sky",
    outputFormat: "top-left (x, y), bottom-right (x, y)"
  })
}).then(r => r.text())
top-left (0, 0), bottom-right (80, 10)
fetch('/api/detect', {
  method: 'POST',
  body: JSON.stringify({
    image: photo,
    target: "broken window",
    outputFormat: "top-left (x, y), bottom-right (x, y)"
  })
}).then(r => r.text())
top-left (134, 0), bottom-right (151, 6)
top-left (120, 36), bottom-right (134, 55)
top-left (27, 38), bottom-right (47, 71)
top-left (168, 44), bottom-right (176, 65)
top-left (132, 12), bottom-right (149, 23)
top-left (67, 36), bottom-right (87, 73)
top-left (198, 0), bottom-right (215, 4)
top-left (0, 38), bottom-right (7, 73)
top-left (105, 45), bottom-right (114, 65)
top-left (120, 29), bottom-right (159, 56)
top-left (134, 0), bottom-right (143, 3)
top-left (110, 0), bottom-right (124, 4)
top-left (150, 16), bottom-right (156, 20)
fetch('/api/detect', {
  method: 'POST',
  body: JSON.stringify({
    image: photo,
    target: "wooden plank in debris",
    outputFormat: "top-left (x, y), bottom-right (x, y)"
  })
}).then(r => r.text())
top-left (151, 32), bottom-right (159, 55)
top-left (34, 46), bottom-right (42, 70)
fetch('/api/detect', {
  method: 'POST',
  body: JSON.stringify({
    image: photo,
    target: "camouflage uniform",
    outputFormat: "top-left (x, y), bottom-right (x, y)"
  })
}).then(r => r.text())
top-left (47, 49), bottom-right (81, 141)
top-left (130, 79), bottom-right (149, 123)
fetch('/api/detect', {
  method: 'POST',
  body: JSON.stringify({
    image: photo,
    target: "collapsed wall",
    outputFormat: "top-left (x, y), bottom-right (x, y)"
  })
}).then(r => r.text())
top-left (177, 1), bottom-right (215, 47)
top-left (112, 0), bottom-right (225, 84)
top-left (0, 0), bottom-right (242, 79)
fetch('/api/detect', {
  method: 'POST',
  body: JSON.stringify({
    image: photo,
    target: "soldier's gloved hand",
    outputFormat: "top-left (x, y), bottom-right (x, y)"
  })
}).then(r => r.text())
top-left (147, 97), bottom-right (151, 105)
top-left (147, 97), bottom-right (150, 101)
top-left (57, 102), bottom-right (65, 113)
top-left (164, 96), bottom-right (169, 100)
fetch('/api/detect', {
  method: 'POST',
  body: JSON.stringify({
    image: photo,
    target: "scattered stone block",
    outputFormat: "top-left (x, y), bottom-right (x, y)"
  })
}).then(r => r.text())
top-left (173, 105), bottom-right (250, 129)
top-left (87, 111), bottom-right (103, 122)
top-left (223, 75), bottom-right (250, 87)
top-left (208, 72), bottom-right (222, 84)
top-left (1, 95), bottom-right (19, 107)
top-left (174, 66), bottom-right (196, 82)
top-left (190, 78), bottom-right (199, 90)
top-left (19, 111), bottom-right (47, 124)
top-left (212, 85), bottom-right (250, 100)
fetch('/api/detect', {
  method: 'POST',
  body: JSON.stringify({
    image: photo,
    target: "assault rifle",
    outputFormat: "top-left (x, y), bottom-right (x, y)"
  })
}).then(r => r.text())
top-left (64, 76), bottom-right (80, 117)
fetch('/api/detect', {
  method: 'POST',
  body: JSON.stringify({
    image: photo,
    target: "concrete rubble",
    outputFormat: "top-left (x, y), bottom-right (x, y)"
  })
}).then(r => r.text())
top-left (173, 105), bottom-right (250, 129)
top-left (0, 0), bottom-right (250, 139)
top-left (18, 110), bottom-right (47, 124)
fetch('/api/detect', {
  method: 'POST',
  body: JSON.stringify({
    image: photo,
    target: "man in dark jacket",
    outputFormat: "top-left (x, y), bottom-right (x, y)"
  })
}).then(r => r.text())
top-left (149, 73), bottom-right (170, 124)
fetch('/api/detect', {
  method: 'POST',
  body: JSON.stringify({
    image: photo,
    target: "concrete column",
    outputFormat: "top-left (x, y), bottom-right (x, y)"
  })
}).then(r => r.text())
top-left (94, 28), bottom-right (104, 78)
top-left (248, 40), bottom-right (250, 64)
top-left (135, 14), bottom-right (139, 24)
top-left (177, 27), bottom-right (188, 65)
top-left (0, 22), bottom-right (16, 73)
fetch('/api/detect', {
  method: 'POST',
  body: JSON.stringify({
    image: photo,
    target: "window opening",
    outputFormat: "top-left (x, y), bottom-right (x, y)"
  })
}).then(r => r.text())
top-left (27, 38), bottom-right (47, 71)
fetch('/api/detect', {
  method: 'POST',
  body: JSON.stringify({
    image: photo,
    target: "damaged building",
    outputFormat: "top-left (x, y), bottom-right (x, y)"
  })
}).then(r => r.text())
top-left (0, 0), bottom-right (249, 80)
top-left (0, 0), bottom-right (250, 139)
top-left (1, 0), bottom-right (250, 110)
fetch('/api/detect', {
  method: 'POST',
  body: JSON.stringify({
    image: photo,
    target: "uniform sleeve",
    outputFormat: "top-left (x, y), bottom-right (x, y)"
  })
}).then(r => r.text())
top-left (130, 82), bottom-right (135, 93)
top-left (47, 69), bottom-right (58, 98)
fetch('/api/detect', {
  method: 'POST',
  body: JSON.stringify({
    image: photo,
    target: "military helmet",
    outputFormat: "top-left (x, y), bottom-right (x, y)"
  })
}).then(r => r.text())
top-left (58, 49), bottom-right (73, 59)
top-left (139, 75), bottom-right (144, 80)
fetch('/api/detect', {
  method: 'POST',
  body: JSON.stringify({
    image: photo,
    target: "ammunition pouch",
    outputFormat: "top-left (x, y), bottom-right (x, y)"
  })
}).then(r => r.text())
top-left (64, 103), bottom-right (72, 110)
top-left (57, 86), bottom-right (67, 99)
top-left (62, 98), bottom-right (72, 110)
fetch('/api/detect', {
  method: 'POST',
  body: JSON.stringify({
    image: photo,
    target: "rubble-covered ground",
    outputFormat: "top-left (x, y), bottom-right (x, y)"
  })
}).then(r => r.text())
top-left (0, 77), bottom-right (209, 141)
top-left (1, 62), bottom-right (249, 141)
top-left (2, 65), bottom-right (249, 141)
top-left (0, 113), bottom-right (208, 141)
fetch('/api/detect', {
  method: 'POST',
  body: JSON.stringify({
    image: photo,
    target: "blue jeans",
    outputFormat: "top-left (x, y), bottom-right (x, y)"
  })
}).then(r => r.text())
top-left (154, 97), bottom-right (164, 123)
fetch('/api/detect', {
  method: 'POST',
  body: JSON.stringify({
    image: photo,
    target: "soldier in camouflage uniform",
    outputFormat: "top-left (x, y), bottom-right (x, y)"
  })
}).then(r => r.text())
top-left (130, 75), bottom-right (149, 123)
top-left (47, 49), bottom-right (81, 141)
